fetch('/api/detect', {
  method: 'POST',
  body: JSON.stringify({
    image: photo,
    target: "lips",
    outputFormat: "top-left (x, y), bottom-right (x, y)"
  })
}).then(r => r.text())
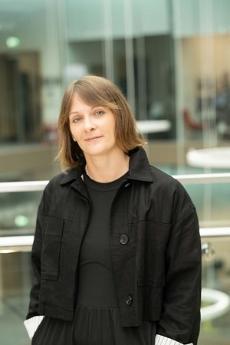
top-left (85, 136), bottom-right (102, 141)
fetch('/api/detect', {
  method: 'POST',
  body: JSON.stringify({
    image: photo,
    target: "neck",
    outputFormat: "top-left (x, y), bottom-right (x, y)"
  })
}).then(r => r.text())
top-left (85, 151), bottom-right (130, 182)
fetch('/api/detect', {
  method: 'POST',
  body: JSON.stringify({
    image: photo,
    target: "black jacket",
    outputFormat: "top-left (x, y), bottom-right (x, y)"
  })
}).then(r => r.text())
top-left (26, 146), bottom-right (201, 344)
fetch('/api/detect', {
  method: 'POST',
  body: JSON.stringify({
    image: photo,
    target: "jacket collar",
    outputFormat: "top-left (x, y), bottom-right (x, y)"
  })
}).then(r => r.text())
top-left (60, 146), bottom-right (154, 186)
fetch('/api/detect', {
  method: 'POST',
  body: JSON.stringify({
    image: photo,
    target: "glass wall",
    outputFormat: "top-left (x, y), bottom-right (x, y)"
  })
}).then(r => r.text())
top-left (0, 0), bottom-right (229, 344)
top-left (0, 1), bottom-right (229, 177)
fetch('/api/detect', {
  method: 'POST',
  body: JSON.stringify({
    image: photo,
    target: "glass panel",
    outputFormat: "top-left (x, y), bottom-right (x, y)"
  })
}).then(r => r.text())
top-left (1, 0), bottom-right (230, 181)
top-left (172, 0), bottom-right (230, 159)
top-left (0, 236), bottom-right (229, 344)
top-left (201, 236), bottom-right (230, 344)
top-left (186, 183), bottom-right (230, 227)
top-left (0, 0), bottom-right (63, 181)
top-left (0, 251), bottom-right (31, 345)
top-left (64, 0), bottom-right (175, 138)
top-left (0, 191), bottom-right (42, 236)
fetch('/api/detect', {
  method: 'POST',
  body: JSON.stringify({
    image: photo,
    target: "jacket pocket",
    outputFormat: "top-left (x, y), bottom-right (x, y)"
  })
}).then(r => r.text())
top-left (41, 216), bottom-right (64, 280)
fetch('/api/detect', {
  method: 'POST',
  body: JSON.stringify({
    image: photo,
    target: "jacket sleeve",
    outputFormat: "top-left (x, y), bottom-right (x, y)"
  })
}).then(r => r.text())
top-left (25, 189), bottom-right (47, 320)
top-left (156, 187), bottom-right (202, 345)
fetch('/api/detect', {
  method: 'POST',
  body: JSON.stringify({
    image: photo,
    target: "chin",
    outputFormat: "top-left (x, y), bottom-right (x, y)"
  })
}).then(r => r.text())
top-left (84, 145), bottom-right (115, 157)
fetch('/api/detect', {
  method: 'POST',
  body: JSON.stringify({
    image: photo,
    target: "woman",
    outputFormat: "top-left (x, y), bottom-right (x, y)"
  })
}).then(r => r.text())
top-left (24, 75), bottom-right (201, 345)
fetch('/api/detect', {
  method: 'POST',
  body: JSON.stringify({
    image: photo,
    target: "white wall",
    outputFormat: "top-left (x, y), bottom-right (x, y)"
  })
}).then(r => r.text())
top-left (172, 0), bottom-right (230, 37)
top-left (66, 0), bottom-right (169, 41)
top-left (0, 0), bottom-right (230, 50)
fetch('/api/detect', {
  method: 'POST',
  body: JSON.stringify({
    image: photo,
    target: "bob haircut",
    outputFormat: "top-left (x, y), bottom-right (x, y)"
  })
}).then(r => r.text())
top-left (56, 75), bottom-right (147, 170)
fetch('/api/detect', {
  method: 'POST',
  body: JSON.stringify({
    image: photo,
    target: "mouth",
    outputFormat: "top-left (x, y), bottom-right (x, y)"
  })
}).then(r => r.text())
top-left (85, 136), bottom-right (103, 141)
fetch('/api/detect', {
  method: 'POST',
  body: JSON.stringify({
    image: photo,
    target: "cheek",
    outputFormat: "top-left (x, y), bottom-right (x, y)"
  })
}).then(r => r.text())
top-left (112, 125), bottom-right (116, 139)
top-left (106, 125), bottom-right (115, 140)
top-left (107, 119), bottom-right (116, 135)
top-left (69, 125), bottom-right (80, 139)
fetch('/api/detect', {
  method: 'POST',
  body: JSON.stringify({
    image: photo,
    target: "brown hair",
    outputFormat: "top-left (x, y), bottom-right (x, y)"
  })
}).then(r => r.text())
top-left (56, 75), bottom-right (147, 170)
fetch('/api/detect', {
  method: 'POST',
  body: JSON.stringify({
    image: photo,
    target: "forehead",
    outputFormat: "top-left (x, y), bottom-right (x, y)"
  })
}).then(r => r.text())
top-left (71, 93), bottom-right (91, 108)
top-left (69, 93), bottom-right (103, 114)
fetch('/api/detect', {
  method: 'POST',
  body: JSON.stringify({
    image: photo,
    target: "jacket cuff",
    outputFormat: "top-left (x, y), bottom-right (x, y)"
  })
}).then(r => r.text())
top-left (24, 315), bottom-right (45, 339)
top-left (155, 334), bottom-right (193, 345)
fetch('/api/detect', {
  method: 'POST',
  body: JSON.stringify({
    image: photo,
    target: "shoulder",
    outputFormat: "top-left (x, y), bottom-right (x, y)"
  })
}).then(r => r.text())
top-left (38, 169), bottom-right (78, 214)
top-left (150, 164), bottom-right (177, 185)
top-left (48, 170), bottom-right (70, 186)
top-left (44, 172), bottom-right (65, 191)
top-left (149, 164), bottom-right (195, 210)
top-left (42, 168), bottom-right (78, 198)
top-left (150, 164), bottom-right (181, 192)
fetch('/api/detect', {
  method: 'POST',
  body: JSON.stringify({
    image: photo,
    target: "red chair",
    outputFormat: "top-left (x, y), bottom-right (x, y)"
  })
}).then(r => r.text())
top-left (183, 109), bottom-right (203, 130)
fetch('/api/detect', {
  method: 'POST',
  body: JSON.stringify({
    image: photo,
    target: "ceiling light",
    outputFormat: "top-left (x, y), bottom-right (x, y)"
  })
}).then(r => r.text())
top-left (15, 215), bottom-right (29, 227)
top-left (6, 36), bottom-right (20, 48)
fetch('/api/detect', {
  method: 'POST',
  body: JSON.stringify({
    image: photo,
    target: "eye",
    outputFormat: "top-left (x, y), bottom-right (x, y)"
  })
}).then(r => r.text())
top-left (95, 109), bottom-right (105, 116)
top-left (72, 117), bottom-right (82, 123)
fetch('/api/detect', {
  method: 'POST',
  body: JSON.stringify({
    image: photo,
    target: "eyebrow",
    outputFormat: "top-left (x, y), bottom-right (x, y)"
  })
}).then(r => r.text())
top-left (69, 111), bottom-right (82, 116)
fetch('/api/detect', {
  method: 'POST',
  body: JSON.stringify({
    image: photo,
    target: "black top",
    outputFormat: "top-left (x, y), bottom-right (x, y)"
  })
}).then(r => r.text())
top-left (75, 169), bottom-right (129, 307)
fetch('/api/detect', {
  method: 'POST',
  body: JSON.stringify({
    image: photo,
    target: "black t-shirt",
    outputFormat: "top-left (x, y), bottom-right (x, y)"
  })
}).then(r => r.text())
top-left (76, 170), bottom-right (129, 307)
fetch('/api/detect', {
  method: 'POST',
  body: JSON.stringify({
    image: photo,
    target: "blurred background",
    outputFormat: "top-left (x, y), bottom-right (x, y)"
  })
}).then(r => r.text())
top-left (0, 0), bottom-right (229, 344)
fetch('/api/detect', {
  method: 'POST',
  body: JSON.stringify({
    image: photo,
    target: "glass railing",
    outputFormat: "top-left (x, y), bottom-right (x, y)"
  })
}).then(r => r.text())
top-left (0, 175), bottom-right (230, 345)
top-left (200, 236), bottom-right (230, 344)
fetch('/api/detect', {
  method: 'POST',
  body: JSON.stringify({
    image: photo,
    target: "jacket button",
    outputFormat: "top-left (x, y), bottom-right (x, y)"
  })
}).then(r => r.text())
top-left (125, 295), bottom-right (133, 306)
top-left (120, 234), bottom-right (129, 245)
top-left (124, 182), bottom-right (131, 188)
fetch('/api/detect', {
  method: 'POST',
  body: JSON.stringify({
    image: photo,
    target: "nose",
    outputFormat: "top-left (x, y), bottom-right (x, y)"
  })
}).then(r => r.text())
top-left (83, 115), bottom-right (96, 131)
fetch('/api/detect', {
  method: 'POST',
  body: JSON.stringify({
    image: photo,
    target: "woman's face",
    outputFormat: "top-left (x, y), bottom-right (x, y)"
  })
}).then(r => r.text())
top-left (69, 93), bottom-right (119, 159)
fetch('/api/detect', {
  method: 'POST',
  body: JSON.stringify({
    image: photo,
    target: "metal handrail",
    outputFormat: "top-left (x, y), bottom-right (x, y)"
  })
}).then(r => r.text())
top-left (0, 173), bottom-right (230, 193)
top-left (200, 227), bottom-right (230, 237)
top-left (0, 180), bottom-right (47, 193)
top-left (175, 172), bottom-right (230, 184)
